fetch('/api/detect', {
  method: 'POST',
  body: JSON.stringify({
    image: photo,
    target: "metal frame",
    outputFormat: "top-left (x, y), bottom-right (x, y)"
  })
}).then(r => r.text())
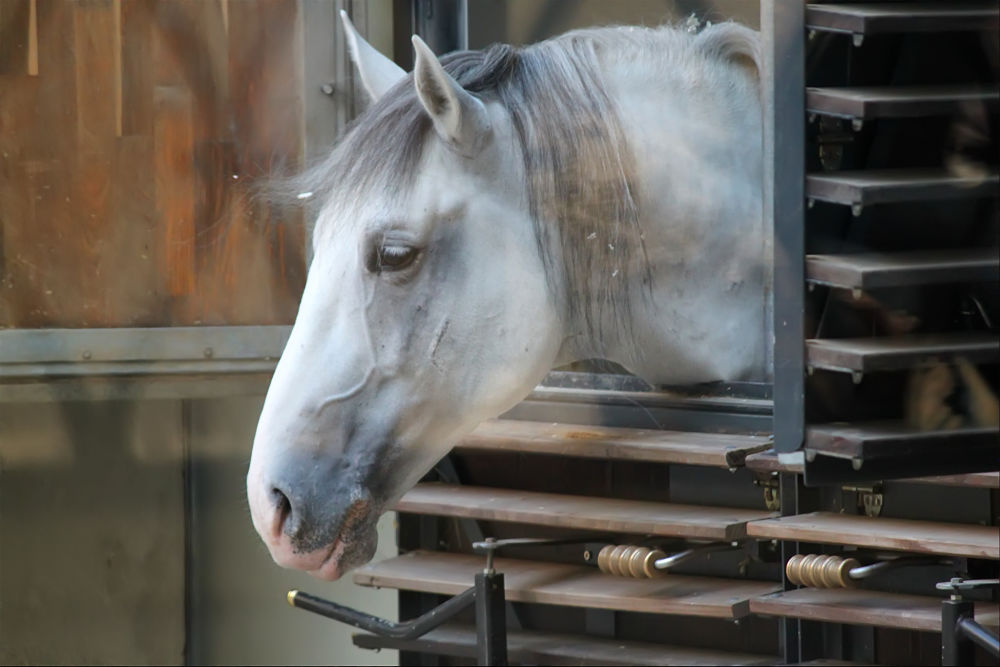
top-left (763, 0), bottom-right (807, 459)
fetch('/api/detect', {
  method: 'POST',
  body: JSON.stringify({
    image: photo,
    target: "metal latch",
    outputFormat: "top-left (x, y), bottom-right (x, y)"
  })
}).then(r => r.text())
top-left (754, 474), bottom-right (780, 511)
top-left (842, 483), bottom-right (884, 517)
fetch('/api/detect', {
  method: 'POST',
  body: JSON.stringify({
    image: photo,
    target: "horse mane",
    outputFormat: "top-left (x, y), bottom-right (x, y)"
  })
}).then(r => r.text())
top-left (291, 21), bottom-right (759, 352)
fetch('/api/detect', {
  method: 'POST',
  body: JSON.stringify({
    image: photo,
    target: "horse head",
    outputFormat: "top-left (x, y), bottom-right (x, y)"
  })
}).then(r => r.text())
top-left (246, 14), bottom-right (565, 580)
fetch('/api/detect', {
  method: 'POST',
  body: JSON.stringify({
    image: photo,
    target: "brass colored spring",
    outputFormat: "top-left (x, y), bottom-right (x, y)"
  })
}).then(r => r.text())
top-left (597, 544), bottom-right (667, 578)
top-left (786, 553), bottom-right (860, 589)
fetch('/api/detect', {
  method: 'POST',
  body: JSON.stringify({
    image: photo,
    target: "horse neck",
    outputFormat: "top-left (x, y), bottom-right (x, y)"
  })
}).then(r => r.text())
top-left (555, 28), bottom-right (769, 384)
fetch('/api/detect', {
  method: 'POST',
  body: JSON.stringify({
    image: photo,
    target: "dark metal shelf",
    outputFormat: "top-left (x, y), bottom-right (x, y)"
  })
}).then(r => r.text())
top-left (806, 421), bottom-right (998, 461)
top-left (353, 625), bottom-right (776, 666)
top-left (802, 421), bottom-right (999, 484)
top-left (806, 3), bottom-right (999, 36)
top-left (807, 85), bottom-right (999, 120)
top-left (807, 332), bottom-right (999, 374)
top-left (806, 248), bottom-right (999, 290)
top-left (807, 168), bottom-right (1000, 209)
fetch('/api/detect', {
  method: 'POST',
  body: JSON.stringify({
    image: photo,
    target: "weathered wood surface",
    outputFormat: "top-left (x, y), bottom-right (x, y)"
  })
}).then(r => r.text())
top-left (456, 419), bottom-right (772, 468)
top-left (746, 511), bottom-right (999, 559)
top-left (0, 0), bottom-right (306, 327)
top-left (354, 551), bottom-right (780, 619)
top-left (396, 483), bottom-right (774, 540)
top-left (353, 625), bottom-right (777, 666)
top-left (751, 587), bottom-right (1000, 632)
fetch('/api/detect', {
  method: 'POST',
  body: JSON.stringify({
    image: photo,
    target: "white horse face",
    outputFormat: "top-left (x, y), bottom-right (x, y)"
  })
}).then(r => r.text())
top-left (247, 25), bottom-right (563, 580)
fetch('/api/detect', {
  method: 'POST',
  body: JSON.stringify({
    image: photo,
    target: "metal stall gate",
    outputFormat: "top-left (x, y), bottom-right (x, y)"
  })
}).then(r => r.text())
top-left (0, 2), bottom-right (397, 664)
top-left (341, 2), bottom-right (999, 665)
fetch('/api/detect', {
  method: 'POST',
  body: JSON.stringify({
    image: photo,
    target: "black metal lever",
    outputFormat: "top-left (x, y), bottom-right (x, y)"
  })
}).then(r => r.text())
top-left (287, 585), bottom-right (476, 640)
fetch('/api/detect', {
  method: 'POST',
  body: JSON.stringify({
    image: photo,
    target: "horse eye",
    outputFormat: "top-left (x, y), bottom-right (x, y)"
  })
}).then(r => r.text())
top-left (367, 243), bottom-right (418, 273)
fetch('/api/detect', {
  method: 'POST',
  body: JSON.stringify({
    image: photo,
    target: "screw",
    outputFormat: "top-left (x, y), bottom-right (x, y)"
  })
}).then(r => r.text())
top-left (203, 347), bottom-right (214, 358)
top-left (81, 350), bottom-right (92, 360)
top-left (320, 83), bottom-right (335, 95)
top-left (583, 549), bottom-right (593, 562)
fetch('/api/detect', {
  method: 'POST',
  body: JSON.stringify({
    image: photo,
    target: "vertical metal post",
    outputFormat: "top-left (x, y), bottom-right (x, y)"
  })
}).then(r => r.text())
top-left (762, 0), bottom-right (806, 457)
top-left (475, 570), bottom-right (508, 666)
top-left (942, 597), bottom-right (976, 666)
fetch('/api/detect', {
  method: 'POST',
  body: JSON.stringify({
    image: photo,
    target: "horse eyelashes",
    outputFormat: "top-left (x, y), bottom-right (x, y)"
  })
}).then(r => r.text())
top-left (367, 243), bottom-right (419, 273)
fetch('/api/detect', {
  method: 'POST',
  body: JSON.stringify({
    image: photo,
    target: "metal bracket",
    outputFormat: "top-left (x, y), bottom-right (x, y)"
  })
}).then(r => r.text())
top-left (755, 474), bottom-right (781, 511)
top-left (843, 483), bottom-right (884, 517)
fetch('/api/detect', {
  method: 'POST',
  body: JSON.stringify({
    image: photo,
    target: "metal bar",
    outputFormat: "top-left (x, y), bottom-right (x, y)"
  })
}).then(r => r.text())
top-left (763, 0), bottom-right (806, 455)
top-left (654, 542), bottom-right (737, 570)
top-left (942, 597), bottom-right (976, 666)
top-left (958, 617), bottom-right (1000, 658)
top-left (474, 571), bottom-right (507, 666)
top-left (848, 556), bottom-right (947, 580)
top-left (0, 326), bottom-right (290, 364)
top-left (288, 587), bottom-right (476, 640)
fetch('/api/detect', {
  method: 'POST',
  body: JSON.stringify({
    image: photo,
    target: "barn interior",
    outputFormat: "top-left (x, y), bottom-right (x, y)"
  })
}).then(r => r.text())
top-left (0, 1), bottom-right (997, 665)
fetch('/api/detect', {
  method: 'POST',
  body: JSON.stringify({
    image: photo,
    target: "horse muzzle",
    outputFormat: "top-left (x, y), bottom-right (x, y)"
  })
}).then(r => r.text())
top-left (247, 465), bottom-right (379, 581)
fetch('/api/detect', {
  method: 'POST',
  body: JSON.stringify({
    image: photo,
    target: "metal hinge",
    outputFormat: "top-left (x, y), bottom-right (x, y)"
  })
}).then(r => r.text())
top-left (754, 474), bottom-right (781, 511)
top-left (842, 483), bottom-right (884, 518)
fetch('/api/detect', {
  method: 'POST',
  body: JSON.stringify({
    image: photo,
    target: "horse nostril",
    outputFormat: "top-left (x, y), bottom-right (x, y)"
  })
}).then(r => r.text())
top-left (270, 486), bottom-right (292, 537)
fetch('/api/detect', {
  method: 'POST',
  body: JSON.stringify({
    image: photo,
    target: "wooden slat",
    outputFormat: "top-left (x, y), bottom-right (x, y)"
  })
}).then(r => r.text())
top-left (805, 3), bottom-right (999, 35)
top-left (806, 332), bottom-right (999, 373)
top-left (745, 449), bottom-right (803, 475)
top-left (751, 587), bottom-right (999, 633)
top-left (906, 471), bottom-right (999, 489)
top-left (152, 85), bottom-right (196, 297)
top-left (353, 551), bottom-right (779, 619)
top-left (746, 511), bottom-right (999, 559)
top-left (353, 625), bottom-right (776, 666)
top-left (805, 248), bottom-right (999, 290)
top-left (806, 421), bottom-right (998, 462)
top-left (0, 0), bottom-right (32, 75)
top-left (396, 483), bottom-right (774, 541)
top-left (807, 85), bottom-right (999, 120)
top-left (806, 168), bottom-right (999, 208)
top-left (456, 419), bottom-right (772, 468)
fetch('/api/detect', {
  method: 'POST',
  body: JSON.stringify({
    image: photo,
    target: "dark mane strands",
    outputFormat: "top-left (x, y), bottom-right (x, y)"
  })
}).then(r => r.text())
top-left (295, 31), bottom-right (657, 351)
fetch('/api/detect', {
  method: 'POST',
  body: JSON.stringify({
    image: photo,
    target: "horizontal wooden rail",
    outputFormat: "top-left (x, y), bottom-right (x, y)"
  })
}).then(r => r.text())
top-left (353, 551), bottom-right (779, 619)
top-left (746, 511), bottom-right (999, 559)
top-left (751, 587), bottom-right (1000, 632)
top-left (395, 483), bottom-right (774, 541)
top-left (456, 419), bottom-right (771, 468)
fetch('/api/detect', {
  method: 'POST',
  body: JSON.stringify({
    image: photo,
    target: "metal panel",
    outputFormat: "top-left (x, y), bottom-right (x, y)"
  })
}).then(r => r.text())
top-left (0, 401), bottom-right (186, 664)
top-left (763, 0), bottom-right (806, 455)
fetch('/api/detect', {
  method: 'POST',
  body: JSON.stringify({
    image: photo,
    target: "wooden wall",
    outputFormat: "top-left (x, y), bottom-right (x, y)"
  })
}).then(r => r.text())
top-left (0, 0), bottom-right (307, 328)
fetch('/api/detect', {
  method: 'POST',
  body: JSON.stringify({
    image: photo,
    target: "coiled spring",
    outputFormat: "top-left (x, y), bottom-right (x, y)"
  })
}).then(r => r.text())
top-left (596, 542), bottom-right (736, 578)
top-left (786, 554), bottom-right (860, 588)
top-left (597, 545), bottom-right (667, 578)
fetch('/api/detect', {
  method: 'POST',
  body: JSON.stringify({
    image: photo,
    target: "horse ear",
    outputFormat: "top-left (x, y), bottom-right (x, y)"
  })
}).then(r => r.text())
top-left (411, 35), bottom-right (491, 156)
top-left (340, 10), bottom-right (406, 101)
